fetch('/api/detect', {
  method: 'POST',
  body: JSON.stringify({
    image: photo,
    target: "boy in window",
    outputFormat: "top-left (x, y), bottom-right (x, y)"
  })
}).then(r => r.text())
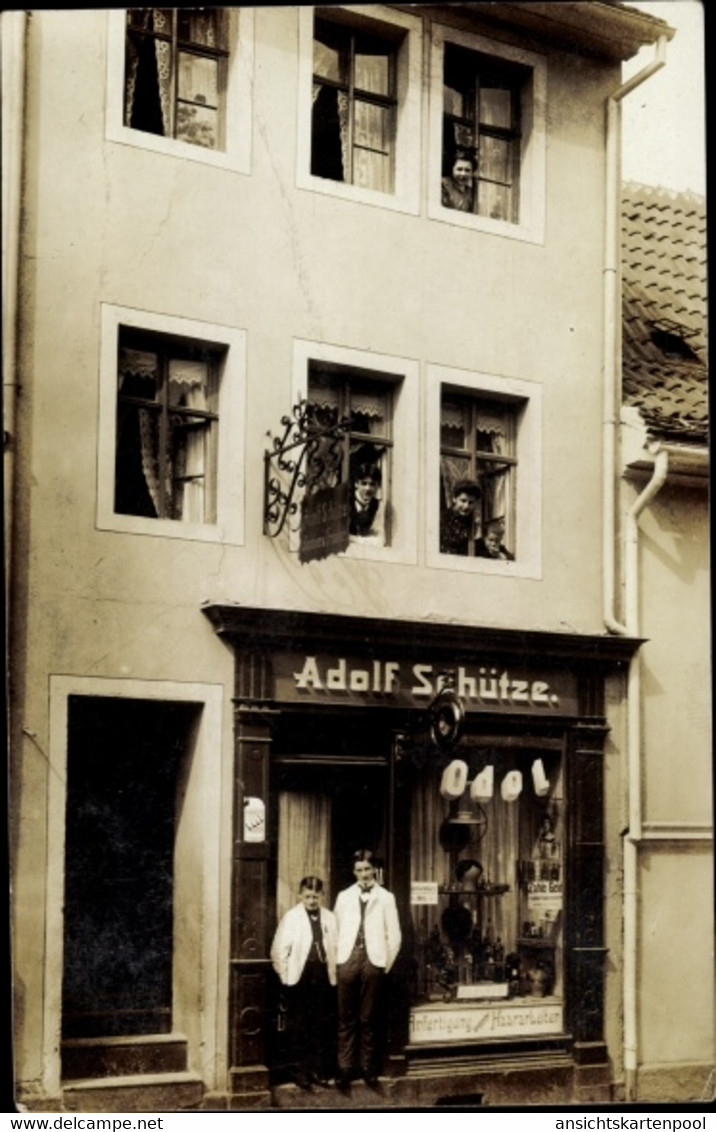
top-left (475, 517), bottom-right (514, 561)
top-left (349, 445), bottom-right (384, 545)
top-left (440, 478), bottom-right (481, 556)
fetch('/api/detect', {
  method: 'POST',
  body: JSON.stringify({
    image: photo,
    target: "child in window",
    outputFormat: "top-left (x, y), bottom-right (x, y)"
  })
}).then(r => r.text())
top-left (475, 518), bottom-right (514, 561)
top-left (441, 149), bottom-right (476, 213)
top-left (349, 444), bottom-right (385, 545)
top-left (440, 478), bottom-right (481, 556)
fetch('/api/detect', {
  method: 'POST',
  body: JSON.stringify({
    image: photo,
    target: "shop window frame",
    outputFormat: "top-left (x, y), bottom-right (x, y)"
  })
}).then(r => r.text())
top-left (105, 8), bottom-right (254, 173)
top-left (296, 5), bottom-right (423, 215)
top-left (426, 363), bottom-right (542, 578)
top-left (97, 304), bottom-right (247, 544)
top-left (292, 338), bottom-right (419, 564)
top-left (407, 738), bottom-right (568, 1039)
top-left (428, 23), bottom-right (546, 244)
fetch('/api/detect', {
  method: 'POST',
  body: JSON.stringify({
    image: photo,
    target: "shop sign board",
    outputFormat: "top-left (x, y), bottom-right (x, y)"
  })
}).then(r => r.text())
top-left (271, 653), bottom-right (579, 714)
top-left (409, 1001), bottom-right (563, 1043)
top-left (299, 484), bottom-right (350, 563)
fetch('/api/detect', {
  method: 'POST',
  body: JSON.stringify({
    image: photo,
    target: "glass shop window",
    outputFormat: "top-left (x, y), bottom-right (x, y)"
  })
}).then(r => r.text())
top-left (410, 748), bottom-right (564, 1036)
top-left (441, 42), bottom-right (525, 223)
top-left (307, 362), bottom-right (395, 547)
top-left (114, 328), bottom-right (222, 523)
top-left (311, 16), bottom-right (398, 193)
top-left (439, 388), bottom-right (519, 560)
top-left (124, 8), bottom-right (229, 151)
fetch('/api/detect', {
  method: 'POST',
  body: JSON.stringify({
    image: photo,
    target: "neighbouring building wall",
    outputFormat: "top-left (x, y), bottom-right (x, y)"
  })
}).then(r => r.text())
top-left (628, 480), bottom-right (712, 1099)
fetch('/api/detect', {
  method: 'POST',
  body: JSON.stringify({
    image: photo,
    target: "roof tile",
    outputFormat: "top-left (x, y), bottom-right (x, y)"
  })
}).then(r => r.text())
top-left (621, 182), bottom-right (708, 443)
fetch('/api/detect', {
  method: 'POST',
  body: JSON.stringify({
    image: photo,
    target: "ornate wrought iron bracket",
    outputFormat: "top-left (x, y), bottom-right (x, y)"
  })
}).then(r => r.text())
top-left (263, 399), bottom-right (350, 538)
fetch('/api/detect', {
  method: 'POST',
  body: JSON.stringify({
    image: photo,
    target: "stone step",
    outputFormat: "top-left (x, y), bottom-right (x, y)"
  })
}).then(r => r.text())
top-left (62, 1033), bottom-right (188, 1080)
top-left (62, 1071), bottom-right (203, 1113)
top-left (271, 1077), bottom-right (397, 1110)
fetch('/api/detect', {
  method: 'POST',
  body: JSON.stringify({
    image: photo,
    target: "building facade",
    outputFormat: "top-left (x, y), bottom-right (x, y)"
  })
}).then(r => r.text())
top-left (5, 4), bottom-right (711, 1112)
top-left (617, 182), bottom-right (711, 1104)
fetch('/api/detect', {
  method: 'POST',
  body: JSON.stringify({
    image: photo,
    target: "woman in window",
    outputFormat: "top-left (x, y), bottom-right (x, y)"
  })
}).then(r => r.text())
top-left (441, 148), bottom-right (476, 213)
top-left (440, 478), bottom-right (481, 556)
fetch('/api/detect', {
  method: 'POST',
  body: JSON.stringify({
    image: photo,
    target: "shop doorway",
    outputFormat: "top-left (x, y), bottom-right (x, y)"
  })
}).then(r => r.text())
top-left (275, 761), bottom-right (387, 919)
top-left (61, 695), bottom-right (200, 1039)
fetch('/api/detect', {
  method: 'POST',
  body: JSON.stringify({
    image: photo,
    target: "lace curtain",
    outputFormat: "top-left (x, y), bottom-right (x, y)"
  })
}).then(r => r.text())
top-left (118, 349), bottom-right (209, 521)
top-left (124, 10), bottom-right (172, 135)
top-left (312, 45), bottom-right (392, 192)
top-left (440, 401), bottom-right (510, 527)
top-left (168, 359), bottom-right (209, 524)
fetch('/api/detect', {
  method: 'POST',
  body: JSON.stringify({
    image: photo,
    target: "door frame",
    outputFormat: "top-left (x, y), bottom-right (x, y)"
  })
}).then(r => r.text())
top-left (45, 676), bottom-right (226, 1095)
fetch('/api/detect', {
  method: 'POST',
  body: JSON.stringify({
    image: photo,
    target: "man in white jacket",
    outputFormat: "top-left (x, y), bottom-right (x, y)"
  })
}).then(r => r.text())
top-left (271, 876), bottom-right (337, 1089)
top-left (333, 849), bottom-right (401, 1091)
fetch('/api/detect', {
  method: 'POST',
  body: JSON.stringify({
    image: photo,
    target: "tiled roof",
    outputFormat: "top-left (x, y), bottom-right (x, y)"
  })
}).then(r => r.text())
top-left (621, 182), bottom-right (708, 443)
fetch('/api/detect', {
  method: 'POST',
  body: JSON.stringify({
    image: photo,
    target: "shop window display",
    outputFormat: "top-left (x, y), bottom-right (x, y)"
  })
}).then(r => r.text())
top-left (410, 748), bottom-right (563, 1040)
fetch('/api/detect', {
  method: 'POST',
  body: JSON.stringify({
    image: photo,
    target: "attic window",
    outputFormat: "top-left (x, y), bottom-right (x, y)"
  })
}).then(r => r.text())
top-left (649, 322), bottom-right (700, 363)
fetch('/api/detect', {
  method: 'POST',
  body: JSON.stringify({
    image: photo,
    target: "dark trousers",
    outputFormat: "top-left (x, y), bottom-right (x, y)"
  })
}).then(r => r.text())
top-left (287, 960), bottom-right (336, 1081)
top-left (336, 946), bottom-right (385, 1078)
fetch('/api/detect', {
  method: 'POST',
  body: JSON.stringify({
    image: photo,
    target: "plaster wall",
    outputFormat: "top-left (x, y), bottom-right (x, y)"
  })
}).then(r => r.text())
top-left (625, 481), bottom-right (713, 1085)
top-left (636, 485), bottom-right (711, 825)
top-left (637, 846), bottom-right (713, 1069)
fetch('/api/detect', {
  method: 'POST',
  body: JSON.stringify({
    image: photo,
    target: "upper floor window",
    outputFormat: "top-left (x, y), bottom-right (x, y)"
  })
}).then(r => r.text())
top-left (107, 9), bottom-right (254, 173)
top-left (297, 7), bottom-right (422, 215)
top-left (293, 339), bottom-right (419, 563)
top-left (98, 306), bottom-right (246, 544)
top-left (312, 17), bottom-right (397, 193)
top-left (124, 9), bottom-right (229, 151)
top-left (307, 363), bottom-right (394, 546)
top-left (427, 365), bottom-right (542, 577)
top-left (115, 329), bottom-right (222, 523)
top-left (429, 25), bottom-right (546, 243)
top-left (440, 391), bottom-right (518, 560)
top-left (442, 44), bottom-right (524, 224)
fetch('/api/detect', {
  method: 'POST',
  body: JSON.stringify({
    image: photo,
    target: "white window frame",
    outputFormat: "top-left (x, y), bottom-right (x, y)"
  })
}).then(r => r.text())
top-left (105, 7), bottom-right (254, 174)
top-left (296, 5), bottom-right (423, 215)
top-left (428, 23), bottom-right (546, 244)
top-left (292, 338), bottom-right (419, 564)
top-left (43, 675), bottom-right (226, 1096)
top-left (426, 363), bottom-right (542, 578)
top-left (98, 304), bottom-right (246, 544)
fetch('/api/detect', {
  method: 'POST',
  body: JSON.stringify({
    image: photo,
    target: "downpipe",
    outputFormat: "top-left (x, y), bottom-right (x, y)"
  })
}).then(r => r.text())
top-left (601, 36), bottom-right (668, 1103)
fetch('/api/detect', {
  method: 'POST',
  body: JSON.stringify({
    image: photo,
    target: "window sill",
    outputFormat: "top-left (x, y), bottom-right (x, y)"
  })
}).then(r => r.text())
top-left (105, 123), bottom-right (250, 175)
top-left (296, 170), bottom-right (420, 216)
top-left (428, 199), bottom-right (545, 245)
top-left (428, 551), bottom-right (541, 580)
top-left (96, 512), bottom-right (243, 546)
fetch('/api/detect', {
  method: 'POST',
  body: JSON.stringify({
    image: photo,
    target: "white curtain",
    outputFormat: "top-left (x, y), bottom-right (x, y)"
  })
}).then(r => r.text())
top-left (119, 348), bottom-right (163, 515)
top-left (169, 359), bottom-right (209, 523)
top-left (277, 791), bottom-right (332, 921)
top-left (124, 10), bottom-right (172, 136)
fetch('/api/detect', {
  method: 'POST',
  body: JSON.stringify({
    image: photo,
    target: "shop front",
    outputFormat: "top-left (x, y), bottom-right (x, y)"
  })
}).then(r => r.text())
top-left (203, 605), bottom-right (640, 1108)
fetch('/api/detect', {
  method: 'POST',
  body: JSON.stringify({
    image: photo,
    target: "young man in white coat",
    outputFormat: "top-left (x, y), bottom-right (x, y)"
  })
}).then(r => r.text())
top-left (333, 849), bottom-right (401, 1091)
top-left (270, 875), bottom-right (338, 1089)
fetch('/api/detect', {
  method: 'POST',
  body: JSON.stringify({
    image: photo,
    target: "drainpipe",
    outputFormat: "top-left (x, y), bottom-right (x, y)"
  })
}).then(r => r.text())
top-left (603, 35), bottom-right (667, 636)
top-left (621, 446), bottom-right (669, 1100)
top-left (2, 11), bottom-right (28, 632)
top-left (601, 34), bottom-right (668, 1104)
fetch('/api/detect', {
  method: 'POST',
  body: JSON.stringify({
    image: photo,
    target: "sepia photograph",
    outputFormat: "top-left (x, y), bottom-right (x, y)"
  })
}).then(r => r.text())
top-left (3, 1), bottom-right (709, 1117)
